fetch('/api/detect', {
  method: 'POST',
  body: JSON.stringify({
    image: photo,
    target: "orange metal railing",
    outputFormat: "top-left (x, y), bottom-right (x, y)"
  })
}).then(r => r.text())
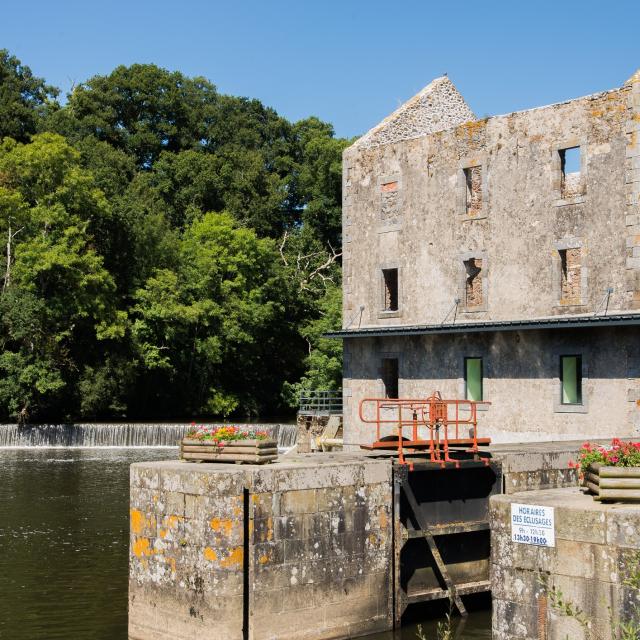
top-left (359, 392), bottom-right (491, 467)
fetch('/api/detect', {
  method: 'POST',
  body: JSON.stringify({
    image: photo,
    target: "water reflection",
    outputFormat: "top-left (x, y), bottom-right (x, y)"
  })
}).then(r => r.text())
top-left (0, 448), bottom-right (491, 639)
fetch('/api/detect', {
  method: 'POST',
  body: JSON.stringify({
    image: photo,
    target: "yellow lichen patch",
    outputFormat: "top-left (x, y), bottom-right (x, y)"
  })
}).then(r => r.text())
top-left (159, 528), bottom-right (167, 540)
top-left (130, 509), bottom-right (145, 535)
top-left (209, 517), bottom-right (233, 536)
top-left (266, 517), bottom-right (273, 542)
top-left (204, 547), bottom-right (218, 562)
top-left (132, 537), bottom-right (153, 558)
top-left (220, 547), bottom-right (244, 568)
top-left (456, 118), bottom-right (488, 140)
top-left (259, 555), bottom-right (269, 565)
top-left (166, 557), bottom-right (177, 573)
top-left (167, 515), bottom-right (183, 529)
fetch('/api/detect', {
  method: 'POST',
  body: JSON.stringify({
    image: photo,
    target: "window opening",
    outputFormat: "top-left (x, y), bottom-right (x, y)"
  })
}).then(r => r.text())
top-left (464, 258), bottom-right (483, 308)
top-left (464, 357), bottom-right (483, 402)
top-left (381, 358), bottom-right (399, 399)
top-left (382, 268), bottom-right (399, 311)
top-left (560, 355), bottom-right (582, 405)
top-left (559, 147), bottom-right (581, 198)
top-left (464, 166), bottom-right (482, 216)
top-left (559, 248), bottom-right (581, 305)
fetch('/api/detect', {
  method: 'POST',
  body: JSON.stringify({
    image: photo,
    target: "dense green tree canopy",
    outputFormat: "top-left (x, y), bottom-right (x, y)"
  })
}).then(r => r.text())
top-left (0, 53), bottom-right (347, 422)
top-left (0, 50), bottom-right (58, 143)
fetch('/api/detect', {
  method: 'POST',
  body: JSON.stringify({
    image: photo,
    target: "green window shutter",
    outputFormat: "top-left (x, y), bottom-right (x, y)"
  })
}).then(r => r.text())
top-left (561, 356), bottom-right (581, 404)
top-left (465, 358), bottom-right (483, 401)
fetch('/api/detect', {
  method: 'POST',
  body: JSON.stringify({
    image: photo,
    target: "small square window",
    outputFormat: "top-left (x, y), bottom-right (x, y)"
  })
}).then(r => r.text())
top-left (382, 268), bottom-right (398, 311)
top-left (464, 357), bottom-right (483, 401)
top-left (560, 355), bottom-right (582, 405)
top-left (381, 358), bottom-right (399, 399)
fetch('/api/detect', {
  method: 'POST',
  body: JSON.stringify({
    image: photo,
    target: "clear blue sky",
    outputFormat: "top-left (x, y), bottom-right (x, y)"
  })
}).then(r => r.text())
top-left (3, 0), bottom-right (639, 139)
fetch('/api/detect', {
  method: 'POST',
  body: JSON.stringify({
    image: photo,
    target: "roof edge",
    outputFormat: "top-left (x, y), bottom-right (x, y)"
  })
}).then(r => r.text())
top-left (325, 313), bottom-right (640, 339)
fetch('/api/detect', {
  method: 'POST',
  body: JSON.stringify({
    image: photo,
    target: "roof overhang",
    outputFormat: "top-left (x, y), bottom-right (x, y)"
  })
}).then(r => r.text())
top-left (325, 313), bottom-right (640, 339)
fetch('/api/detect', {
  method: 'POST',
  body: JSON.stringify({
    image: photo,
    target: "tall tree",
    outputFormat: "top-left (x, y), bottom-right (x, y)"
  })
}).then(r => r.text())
top-left (0, 49), bottom-right (58, 143)
top-left (0, 134), bottom-right (124, 420)
top-left (46, 64), bottom-right (219, 168)
top-left (131, 212), bottom-right (302, 418)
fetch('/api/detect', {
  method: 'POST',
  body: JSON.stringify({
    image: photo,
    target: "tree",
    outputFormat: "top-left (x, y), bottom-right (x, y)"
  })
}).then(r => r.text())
top-left (0, 50), bottom-right (59, 143)
top-left (0, 52), bottom-right (348, 422)
top-left (0, 134), bottom-right (124, 420)
top-left (131, 212), bottom-right (302, 418)
top-left (45, 64), bottom-right (219, 168)
top-left (291, 117), bottom-right (351, 247)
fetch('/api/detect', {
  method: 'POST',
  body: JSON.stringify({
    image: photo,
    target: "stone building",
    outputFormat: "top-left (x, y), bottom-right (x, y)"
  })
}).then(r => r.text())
top-left (328, 70), bottom-right (640, 446)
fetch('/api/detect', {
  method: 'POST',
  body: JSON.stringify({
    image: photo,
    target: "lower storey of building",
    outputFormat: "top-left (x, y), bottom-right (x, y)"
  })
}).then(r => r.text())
top-left (342, 326), bottom-right (640, 447)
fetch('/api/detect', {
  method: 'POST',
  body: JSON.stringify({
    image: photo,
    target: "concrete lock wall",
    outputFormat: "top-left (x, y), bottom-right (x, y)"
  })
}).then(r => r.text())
top-left (490, 487), bottom-right (640, 640)
top-left (129, 455), bottom-right (393, 640)
top-left (343, 326), bottom-right (640, 447)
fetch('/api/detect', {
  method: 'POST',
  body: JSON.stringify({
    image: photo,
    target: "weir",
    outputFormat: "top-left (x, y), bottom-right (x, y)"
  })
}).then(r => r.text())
top-left (0, 423), bottom-right (298, 449)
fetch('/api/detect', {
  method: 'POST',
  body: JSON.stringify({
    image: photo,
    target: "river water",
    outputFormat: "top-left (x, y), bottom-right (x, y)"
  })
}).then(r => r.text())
top-left (0, 448), bottom-right (491, 640)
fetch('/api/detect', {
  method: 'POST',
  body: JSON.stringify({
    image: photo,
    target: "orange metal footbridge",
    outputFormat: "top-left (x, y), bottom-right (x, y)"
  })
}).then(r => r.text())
top-left (358, 391), bottom-right (491, 468)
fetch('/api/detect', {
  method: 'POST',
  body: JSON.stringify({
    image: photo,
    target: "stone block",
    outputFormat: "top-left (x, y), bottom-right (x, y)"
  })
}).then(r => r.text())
top-left (363, 459), bottom-right (392, 484)
top-left (605, 508), bottom-right (640, 548)
top-left (281, 489), bottom-right (318, 515)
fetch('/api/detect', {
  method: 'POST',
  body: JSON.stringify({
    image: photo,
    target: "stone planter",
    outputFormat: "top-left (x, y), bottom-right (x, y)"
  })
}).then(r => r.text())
top-left (180, 438), bottom-right (278, 464)
top-left (583, 462), bottom-right (640, 501)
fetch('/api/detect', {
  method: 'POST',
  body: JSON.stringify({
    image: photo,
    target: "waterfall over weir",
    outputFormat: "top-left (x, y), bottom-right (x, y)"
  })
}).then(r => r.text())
top-left (0, 422), bottom-right (298, 449)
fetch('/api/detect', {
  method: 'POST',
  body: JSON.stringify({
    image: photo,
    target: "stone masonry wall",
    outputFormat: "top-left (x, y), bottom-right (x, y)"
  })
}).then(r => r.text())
top-left (343, 326), bottom-right (639, 447)
top-left (342, 77), bottom-right (636, 329)
top-left (354, 76), bottom-right (475, 150)
top-left (129, 455), bottom-right (393, 640)
top-left (247, 455), bottom-right (392, 640)
top-left (129, 463), bottom-right (246, 640)
top-left (490, 487), bottom-right (640, 640)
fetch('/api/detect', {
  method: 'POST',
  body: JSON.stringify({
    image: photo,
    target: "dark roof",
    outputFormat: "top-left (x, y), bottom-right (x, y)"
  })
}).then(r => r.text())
top-left (325, 313), bottom-right (640, 339)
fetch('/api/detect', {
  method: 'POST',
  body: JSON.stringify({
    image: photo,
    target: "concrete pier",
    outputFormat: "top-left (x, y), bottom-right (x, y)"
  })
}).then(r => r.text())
top-left (490, 487), bottom-right (640, 640)
top-left (128, 454), bottom-right (393, 640)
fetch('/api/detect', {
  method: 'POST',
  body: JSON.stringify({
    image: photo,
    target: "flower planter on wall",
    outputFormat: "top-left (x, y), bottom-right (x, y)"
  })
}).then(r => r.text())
top-left (583, 463), bottom-right (640, 501)
top-left (180, 438), bottom-right (278, 464)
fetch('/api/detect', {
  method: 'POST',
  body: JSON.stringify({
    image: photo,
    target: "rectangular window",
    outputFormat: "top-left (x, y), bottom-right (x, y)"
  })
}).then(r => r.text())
top-left (381, 358), bottom-right (399, 399)
top-left (464, 166), bottom-right (482, 216)
top-left (382, 268), bottom-right (399, 311)
top-left (560, 355), bottom-right (582, 405)
top-left (559, 248), bottom-right (581, 305)
top-left (464, 258), bottom-right (483, 308)
top-left (464, 357), bottom-right (483, 401)
top-left (559, 147), bottom-right (581, 198)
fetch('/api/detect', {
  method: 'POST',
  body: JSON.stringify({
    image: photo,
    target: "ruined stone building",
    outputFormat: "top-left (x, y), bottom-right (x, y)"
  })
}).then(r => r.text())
top-left (329, 70), bottom-right (640, 445)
